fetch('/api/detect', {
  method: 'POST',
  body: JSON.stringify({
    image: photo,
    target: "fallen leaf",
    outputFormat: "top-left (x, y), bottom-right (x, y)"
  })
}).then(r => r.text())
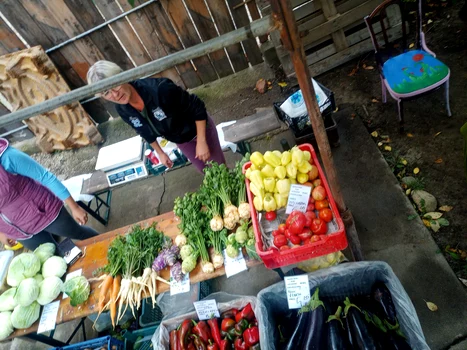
top-left (459, 278), bottom-right (467, 287)
top-left (409, 43), bottom-right (415, 49)
top-left (384, 146), bottom-right (392, 151)
top-left (427, 19), bottom-right (433, 24)
top-left (278, 82), bottom-right (288, 88)
top-left (371, 131), bottom-right (379, 137)
top-left (423, 212), bottom-right (443, 220)
top-left (407, 133), bottom-right (414, 138)
top-left (422, 219), bottom-right (431, 228)
top-left (364, 65), bottom-right (375, 70)
top-left (425, 301), bottom-right (438, 311)
top-left (407, 214), bottom-right (418, 220)
top-left (413, 167), bottom-right (420, 174)
top-left (350, 113), bottom-right (356, 119)
top-left (348, 67), bottom-right (358, 76)
top-left (439, 205), bottom-right (453, 212)
top-left (430, 220), bottom-right (441, 232)
top-left (267, 81), bottom-right (272, 85)
top-left (371, 98), bottom-right (379, 103)
top-left (362, 63), bottom-right (367, 68)
top-left (438, 218), bottom-right (450, 226)
top-left (380, 135), bottom-right (390, 139)
top-left (401, 159), bottom-right (408, 165)
top-left (434, 132), bottom-right (442, 137)
top-left (406, 189), bottom-right (411, 195)
top-left (434, 158), bottom-right (443, 164)
top-left (378, 142), bottom-right (383, 147)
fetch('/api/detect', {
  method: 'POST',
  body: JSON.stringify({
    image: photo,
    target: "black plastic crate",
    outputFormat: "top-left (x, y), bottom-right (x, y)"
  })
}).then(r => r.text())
top-left (123, 325), bottom-right (159, 350)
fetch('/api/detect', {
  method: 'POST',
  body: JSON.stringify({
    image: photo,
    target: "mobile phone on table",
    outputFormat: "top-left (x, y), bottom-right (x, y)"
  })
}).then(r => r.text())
top-left (57, 238), bottom-right (83, 265)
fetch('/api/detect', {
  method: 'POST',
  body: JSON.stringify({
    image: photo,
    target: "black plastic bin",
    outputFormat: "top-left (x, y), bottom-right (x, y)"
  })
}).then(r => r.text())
top-left (273, 81), bottom-right (339, 148)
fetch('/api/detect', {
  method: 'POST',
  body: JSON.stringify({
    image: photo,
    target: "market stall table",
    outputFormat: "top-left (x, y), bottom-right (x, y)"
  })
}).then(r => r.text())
top-left (9, 211), bottom-right (262, 346)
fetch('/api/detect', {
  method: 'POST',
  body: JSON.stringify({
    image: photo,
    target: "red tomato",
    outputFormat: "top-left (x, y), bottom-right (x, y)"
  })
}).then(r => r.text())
top-left (298, 228), bottom-right (312, 241)
top-left (278, 223), bottom-right (287, 234)
top-left (302, 238), bottom-right (312, 245)
top-left (311, 218), bottom-right (327, 235)
top-left (286, 211), bottom-right (307, 235)
top-left (310, 235), bottom-right (321, 242)
top-left (273, 234), bottom-right (287, 247)
top-left (319, 208), bottom-right (333, 223)
top-left (302, 182), bottom-right (313, 187)
top-left (315, 199), bottom-right (329, 210)
top-left (265, 211), bottom-right (277, 221)
top-left (272, 230), bottom-right (281, 237)
top-left (308, 165), bottom-right (319, 180)
top-left (308, 196), bottom-right (315, 204)
top-left (313, 179), bottom-right (322, 187)
top-left (304, 211), bottom-right (315, 227)
top-left (312, 186), bottom-right (326, 201)
top-left (291, 244), bottom-right (301, 249)
top-left (284, 229), bottom-right (293, 240)
top-left (279, 245), bottom-right (290, 251)
top-left (289, 235), bottom-right (301, 245)
top-left (307, 202), bottom-right (315, 212)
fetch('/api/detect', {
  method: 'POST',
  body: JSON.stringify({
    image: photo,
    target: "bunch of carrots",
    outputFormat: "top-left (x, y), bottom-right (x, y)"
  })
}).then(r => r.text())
top-left (94, 223), bottom-right (171, 328)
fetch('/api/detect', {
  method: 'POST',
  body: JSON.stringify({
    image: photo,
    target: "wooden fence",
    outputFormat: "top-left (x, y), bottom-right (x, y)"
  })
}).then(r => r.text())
top-left (0, 0), bottom-right (265, 124)
top-left (260, 0), bottom-right (402, 76)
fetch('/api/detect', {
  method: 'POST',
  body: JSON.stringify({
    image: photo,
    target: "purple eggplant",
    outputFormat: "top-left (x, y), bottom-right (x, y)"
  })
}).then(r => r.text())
top-left (344, 297), bottom-right (380, 350)
top-left (299, 288), bottom-right (326, 350)
top-left (326, 305), bottom-right (350, 350)
top-left (284, 309), bottom-right (309, 350)
top-left (372, 282), bottom-right (397, 324)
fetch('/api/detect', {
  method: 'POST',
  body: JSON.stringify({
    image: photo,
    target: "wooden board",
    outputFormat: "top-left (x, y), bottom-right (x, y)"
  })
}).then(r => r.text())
top-left (141, 0), bottom-right (202, 88)
top-left (117, 0), bottom-right (185, 88)
top-left (247, 0), bottom-right (268, 43)
top-left (226, 0), bottom-right (263, 66)
top-left (204, 0), bottom-right (248, 72)
top-left (0, 18), bottom-right (26, 54)
top-left (184, 0), bottom-right (234, 78)
top-left (161, 0), bottom-right (218, 84)
top-left (10, 211), bottom-right (261, 338)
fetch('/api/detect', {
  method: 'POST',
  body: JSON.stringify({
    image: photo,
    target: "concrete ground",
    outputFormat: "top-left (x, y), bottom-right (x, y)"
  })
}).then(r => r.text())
top-left (2, 63), bottom-right (467, 349)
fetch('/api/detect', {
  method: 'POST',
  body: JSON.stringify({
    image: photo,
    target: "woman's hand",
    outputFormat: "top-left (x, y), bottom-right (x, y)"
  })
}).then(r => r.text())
top-left (196, 139), bottom-right (210, 163)
top-left (158, 152), bottom-right (174, 168)
top-left (0, 232), bottom-right (16, 248)
top-left (71, 206), bottom-right (88, 225)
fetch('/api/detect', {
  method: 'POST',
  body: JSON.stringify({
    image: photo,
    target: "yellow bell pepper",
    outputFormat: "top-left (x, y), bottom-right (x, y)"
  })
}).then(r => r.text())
top-left (298, 161), bottom-right (312, 174)
top-left (281, 151), bottom-right (291, 166)
top-left (274, 193), bottom-right (288, 209)
top-left (274, 165), bottom-right (287, 180)
top-left (250, 170), bottom-right (264, 189)
top-left (250, 151), bottom-right (264, 168)
top-left (263, 193), bottom-right (277, 212)
top-left (303, 150), bottom-right (311, 161)
top-left (245, 167), bottom-right (252, 180)
top-left (290, 178), bottom-right (297, 185)
top-left (253, 196), bottom-right (263, 211)
top-left (273, 150), bottom-right (282, 159)
top-left (263, 177), bottom-right (276, 193)
top-left (292, 147), bottom-right (304, 166)
top-left (261, 164), bottom-right (275, 178)
top-left (297, 173), bottom-right (308, 184)
top-left (276, 178), bottom-right (291, 195)
top-left (264, 151), bottom-right (281, 168)
top-left (250, 164), bottom-right (258, 171)
top-left (286, 163), bottom-right (297, 179)
top-left (250, 182), bottom-right (264, 198)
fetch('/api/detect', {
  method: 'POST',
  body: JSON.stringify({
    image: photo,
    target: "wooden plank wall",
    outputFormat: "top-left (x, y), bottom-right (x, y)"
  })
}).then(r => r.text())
top-left (0, 0), bottom-right (265, 125)
top-left (260, 0), bottom-right (402, 77)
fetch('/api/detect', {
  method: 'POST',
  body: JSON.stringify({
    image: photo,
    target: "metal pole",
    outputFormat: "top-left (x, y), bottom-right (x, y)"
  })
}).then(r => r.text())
top-left (0, 15), bottom-right (274, 127)
top-left (270, 0), bottom-right (364, 261)
top-left (45, 0), bottom-right (157, 54)
top-left (0, 124), bottom-right (28, 138)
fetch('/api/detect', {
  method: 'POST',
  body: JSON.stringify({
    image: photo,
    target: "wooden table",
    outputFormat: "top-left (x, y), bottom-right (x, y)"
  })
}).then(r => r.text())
top-left (10, 211), bottom-right (262, 343)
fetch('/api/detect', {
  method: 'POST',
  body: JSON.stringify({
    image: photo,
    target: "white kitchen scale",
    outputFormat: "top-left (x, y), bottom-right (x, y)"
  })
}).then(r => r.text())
top-left (95, 136), bottom-right (148, 187)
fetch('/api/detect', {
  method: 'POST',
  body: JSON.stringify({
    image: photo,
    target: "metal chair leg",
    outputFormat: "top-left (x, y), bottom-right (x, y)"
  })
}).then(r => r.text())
top-left (445, 80), bottom-right (452, 117)
top-left (397, 99), bottom-right (404, 133)
top-left (381, 78), bottom-right (387, 103)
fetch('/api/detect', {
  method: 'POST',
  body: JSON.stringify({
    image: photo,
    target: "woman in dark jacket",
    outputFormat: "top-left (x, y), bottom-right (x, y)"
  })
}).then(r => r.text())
top-left (87, 60), bottom-right (226, 173)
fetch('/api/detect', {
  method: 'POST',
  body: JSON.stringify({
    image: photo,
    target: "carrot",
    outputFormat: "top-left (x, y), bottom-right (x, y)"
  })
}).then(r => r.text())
top-left (98, 275), bottom-right (114, 315)
top-left (110, 275), bottom-right (121, 329)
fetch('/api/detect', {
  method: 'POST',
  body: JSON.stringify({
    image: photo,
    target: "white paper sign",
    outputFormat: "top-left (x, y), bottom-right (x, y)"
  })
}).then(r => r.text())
top-left (194, 299), bottom-right (220, 320)
top-left (286, 184), bottom-right (312, 214)
top-left (62, 269), bottom-right (82, 299)
top-left (223, 249), bottom-right (247, 278)
top-left (37, 300), bottom-right (60, 334)
top-left (170, 269), bottom-right (190, 296)
top-left (285, 275), bottom-right (311, 309)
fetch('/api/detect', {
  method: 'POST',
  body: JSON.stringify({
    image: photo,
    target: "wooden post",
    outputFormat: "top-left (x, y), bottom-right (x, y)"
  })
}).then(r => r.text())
top-left (270, 0), bottom-right (364, 261)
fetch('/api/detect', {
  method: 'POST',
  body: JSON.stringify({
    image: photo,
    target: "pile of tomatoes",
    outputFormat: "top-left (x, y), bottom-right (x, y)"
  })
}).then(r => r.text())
top-left (271, 185), bottom-right (333, 251)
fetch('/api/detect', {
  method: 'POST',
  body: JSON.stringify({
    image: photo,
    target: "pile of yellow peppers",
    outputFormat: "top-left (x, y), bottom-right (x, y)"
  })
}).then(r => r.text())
top-left (245, 147), bottom-right (313, 212)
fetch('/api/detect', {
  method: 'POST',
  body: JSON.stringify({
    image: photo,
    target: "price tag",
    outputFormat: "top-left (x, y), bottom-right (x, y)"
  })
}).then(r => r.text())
top-left (194, 299), bottom-right (220, 321)
top-left (284, 275), bottom-right (311, 309)
top-left (62, 268), bottom-right (82, 299)
top-left (286, 184), bottom-right (312, 214)
top-left (170, 269), bottom-right (190, 296)
top-left (223, 249), bottom-right (247, 278)
top-left (37, 300), bottom-right (60, 334)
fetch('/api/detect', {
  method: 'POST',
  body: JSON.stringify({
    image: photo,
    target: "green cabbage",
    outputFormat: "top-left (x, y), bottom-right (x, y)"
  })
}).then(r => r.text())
top-left (7, 253), bottom-right (41, 287)
top-left (42, 256), bottom-right (67, 278)
top-left (15, 278), bottom-right (39, 307)
top-left (0, 288), bottom-right (17, 312)
top-left (37, 276), bottom-right (63, 306)
top-left (34, 274), bottom-right (44, 284)
top-left (34, 243), bottom-right (56, 264)
top-left (0, 311), bottom-right (14, 340)
top-left (62, 276), bottom-right (90, 307)
top-left (11, 302), bottom-right (40, 329)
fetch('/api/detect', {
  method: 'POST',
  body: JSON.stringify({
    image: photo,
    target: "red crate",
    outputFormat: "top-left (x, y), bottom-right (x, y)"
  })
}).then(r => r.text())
top-left (243, 143), bottom-right (347, 269)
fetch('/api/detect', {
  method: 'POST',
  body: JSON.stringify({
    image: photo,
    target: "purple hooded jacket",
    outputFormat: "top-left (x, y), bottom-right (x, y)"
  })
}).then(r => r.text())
top-left (0, 139), bottom-right (63, 240)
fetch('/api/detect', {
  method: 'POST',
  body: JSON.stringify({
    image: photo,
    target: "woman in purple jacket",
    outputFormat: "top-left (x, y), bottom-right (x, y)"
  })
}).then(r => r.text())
top-left (0, 138), bottom-right (98, 250)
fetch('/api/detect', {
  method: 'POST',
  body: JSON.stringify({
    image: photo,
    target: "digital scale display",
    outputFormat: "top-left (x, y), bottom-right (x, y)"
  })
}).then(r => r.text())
top-left (106, 163), bottom-right (147, 187)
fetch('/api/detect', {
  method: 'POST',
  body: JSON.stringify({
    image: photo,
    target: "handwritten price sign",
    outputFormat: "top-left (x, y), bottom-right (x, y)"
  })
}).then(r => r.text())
top-left (285, 275), bottom-right (311, 309)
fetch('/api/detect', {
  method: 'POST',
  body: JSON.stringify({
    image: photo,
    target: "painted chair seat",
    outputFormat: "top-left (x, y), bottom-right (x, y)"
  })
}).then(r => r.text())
top-left (382, 50), bottom-right (449, 95)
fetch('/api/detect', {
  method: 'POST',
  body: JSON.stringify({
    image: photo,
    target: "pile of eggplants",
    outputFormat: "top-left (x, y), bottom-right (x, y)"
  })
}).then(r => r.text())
top-left (276, 282), bottom-right (412, 349)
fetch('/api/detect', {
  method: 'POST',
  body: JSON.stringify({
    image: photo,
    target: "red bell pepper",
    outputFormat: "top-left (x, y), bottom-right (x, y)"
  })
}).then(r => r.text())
top-left (235, 312), bottom-right (243, 323)
top-left (180, 319), bottom-right (194, 350)
top-left (193, 335), bottom-right (207, 350)
top-left (192, 320), bottom-right (211, 344)
top-left (221, 318), bottom-right (235, 332)
top-left (220, 308), bottom-right (239, 319)
top-left (207, 340), bottom-right (219, 350)
top-left (243, 326), bottom-right (259, 347)
top-left (234, 319), bottom-right (249, 336)
top-left (234, 338), bottom-right (248, 350)
top-left (220, 339), bottom-right (230, 350)
top-left (187, 341), bottom-right (196, 350)
top-left (207, 318), bottom-right (222, 346)
top-left (170, 329), bottom-right (181, 350)
top-left (239, 303), bottom-right (255, 322)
